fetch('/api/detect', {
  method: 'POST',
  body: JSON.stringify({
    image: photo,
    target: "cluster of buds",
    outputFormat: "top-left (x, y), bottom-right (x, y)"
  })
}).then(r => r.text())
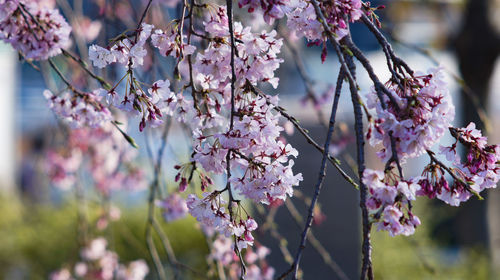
top-left (418, 123), bottom-right (500, 206)
top-left (173, 162), bottom-right (213, 192)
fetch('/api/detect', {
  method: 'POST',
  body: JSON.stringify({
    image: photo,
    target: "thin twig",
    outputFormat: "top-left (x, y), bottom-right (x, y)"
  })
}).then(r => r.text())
top-left (426, 150), bottom-right (483, 200)
top-left (251, 86), bottom-right (359, 189)
top-left (305, 2), bottom-right (375, 277)
top-left (61, 49), bottom-right (112, 89)
top-left (360, 14), bottom-right (414, 77)
top-left (342, 33), bottom-right (404, 178)
top-left (136, 0), bottom-right (153, 36)
top-left (287, 68), bottom-right (345, 279)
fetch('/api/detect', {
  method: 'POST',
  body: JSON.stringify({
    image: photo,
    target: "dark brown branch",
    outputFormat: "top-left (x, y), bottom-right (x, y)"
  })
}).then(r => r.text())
top-left (287, 68), bottom-right (344, 279)
top-left (360, 14), bottom-right (414, 77)
top-left (341, 35), bottom-right (403, 178)
top-left (225, 0), bottom-right (247, 277)
top-left (344, 53), bottom-right (373, 280)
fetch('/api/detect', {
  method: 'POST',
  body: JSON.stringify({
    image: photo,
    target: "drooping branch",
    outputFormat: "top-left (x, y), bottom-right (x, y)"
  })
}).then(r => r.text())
top-left (281, 64), bottom-right (345, 280)
top-left (344, 52), bottom-right (373, 280)
top-left (307, 2), bottom-right (375, 277)
top-left (341, 35), bottom-right (403, 177)
top-left (225, 0), bottom-right (247, 276)
top-left (360, 14), bottom-right (414, 78)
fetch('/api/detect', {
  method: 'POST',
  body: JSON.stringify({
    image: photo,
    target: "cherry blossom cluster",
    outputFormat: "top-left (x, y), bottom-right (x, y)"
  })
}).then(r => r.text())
top-left (88, 22), bottom-right (190, 131)
top-left (150, 25), bottom-right (195, 59)
top-left (209, 235), bottom-right (275, 280)
top-left (44, 89), bottom-right (112, 129)
top-left (193, 94), bottom-right (303, 205)
top-left (193, 7), bottom-right (283, 93)
top-left (180, 7), bottom-right (301, 206)
top-left (50, 237), bottom-right (149, 280)
top-left (45, 122), bottom-right (147, 195)
top-left (88, 23), bottom-right (153, 69)
top-left (169, 7), bottom-right (303, 249)
top-left (0, 0), bottom-right (71, 60)
top-left (238, 0), bottom-right (363, 33)
top-left (417, 123), bottom-right (500, 206)
top-left (363, 68), bottom-right (499, 236)
top-left (45, 148), bottom-right (82, 190)
top-left (241, 0), bottom-right (363, 54)
top-left (284, 0), bottom-right (363, 60)
top-left (363, 120), bottom-right (499, 236)
top-left (366, 67), bottom-right (455, 163)
top-left (362, 169), bottom-right (421, 237)
top-left (101, 78), bottom-right (177, 131)
top-left (187, 192), bottom-right (258, 250)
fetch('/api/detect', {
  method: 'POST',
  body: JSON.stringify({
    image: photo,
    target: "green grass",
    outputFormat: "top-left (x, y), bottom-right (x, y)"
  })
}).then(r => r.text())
top-left (0, 194), bottom-right (209, 279)
top-left (372, 199), bottom-right (490, 280)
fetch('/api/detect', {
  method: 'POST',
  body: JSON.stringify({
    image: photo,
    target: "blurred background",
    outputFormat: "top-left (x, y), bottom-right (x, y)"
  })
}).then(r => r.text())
top-left (1, 0), bottom-right (500, 279)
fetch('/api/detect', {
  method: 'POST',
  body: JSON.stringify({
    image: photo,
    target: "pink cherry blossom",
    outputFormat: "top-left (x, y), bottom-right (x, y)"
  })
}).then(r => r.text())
top-left (367, 67), bottom-right (455, 162)
top-left (363, 168), bottom-right (422, 236)
top-left (44, 89), bottom-right (112, 129)
top-left (0, 0), bottom-right (71, 60)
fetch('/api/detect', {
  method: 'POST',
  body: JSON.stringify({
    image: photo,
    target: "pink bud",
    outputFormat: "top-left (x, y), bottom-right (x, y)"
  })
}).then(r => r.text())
top-left (139, 118), bottom-right (146, 132)
top-left (179, 178), bottom-right (188, 192)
